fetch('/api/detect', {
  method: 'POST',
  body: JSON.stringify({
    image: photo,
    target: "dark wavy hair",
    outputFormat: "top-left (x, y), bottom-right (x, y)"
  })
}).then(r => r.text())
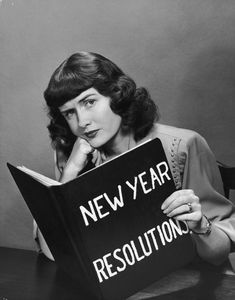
top-left (44, 52), bottom-right (159, 158)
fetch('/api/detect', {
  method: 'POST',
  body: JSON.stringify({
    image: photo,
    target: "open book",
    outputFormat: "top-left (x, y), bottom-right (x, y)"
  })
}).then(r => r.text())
top-left (16, 139), bottom-right (152, 186)
top-left (7, 138), bottom-right (195, 300)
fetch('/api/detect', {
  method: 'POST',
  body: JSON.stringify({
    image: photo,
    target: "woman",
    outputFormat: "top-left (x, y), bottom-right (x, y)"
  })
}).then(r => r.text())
top-left (35, 51), bottom-right (235, 265)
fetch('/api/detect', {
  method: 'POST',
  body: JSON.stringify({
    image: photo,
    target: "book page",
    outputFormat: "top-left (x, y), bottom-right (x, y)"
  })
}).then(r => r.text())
top-left (17, 166), bottom-right (61, 186)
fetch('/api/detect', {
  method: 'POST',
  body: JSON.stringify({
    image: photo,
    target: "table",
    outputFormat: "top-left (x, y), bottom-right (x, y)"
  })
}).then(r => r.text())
top-left (0, 247), bottom-right (235, 300)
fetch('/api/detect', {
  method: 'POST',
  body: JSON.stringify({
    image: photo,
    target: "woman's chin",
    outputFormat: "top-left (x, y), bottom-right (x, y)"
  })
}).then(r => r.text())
top-left (88, 139), bottom-right (104, 149)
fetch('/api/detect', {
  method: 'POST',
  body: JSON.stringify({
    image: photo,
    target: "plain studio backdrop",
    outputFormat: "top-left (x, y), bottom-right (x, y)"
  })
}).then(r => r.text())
top-left (0, 0), bottom-right (235, 250)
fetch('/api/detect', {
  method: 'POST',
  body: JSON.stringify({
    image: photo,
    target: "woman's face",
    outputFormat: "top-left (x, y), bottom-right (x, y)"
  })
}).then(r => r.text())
top-left (59, 87), bottom-right (123, 149)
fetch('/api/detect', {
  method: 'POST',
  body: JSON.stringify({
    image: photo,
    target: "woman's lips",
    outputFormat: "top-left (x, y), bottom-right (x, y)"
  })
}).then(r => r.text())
top-left (84, 129), bottom-right (99, 139)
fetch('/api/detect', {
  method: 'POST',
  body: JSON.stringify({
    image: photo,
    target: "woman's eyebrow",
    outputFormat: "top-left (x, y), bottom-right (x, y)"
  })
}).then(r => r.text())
top-left (60, 108), bottom-right (74, 114)
top-left (60, 93), bottom-right (97, 112)
top-left (78, 93), bottom-right (96, 103)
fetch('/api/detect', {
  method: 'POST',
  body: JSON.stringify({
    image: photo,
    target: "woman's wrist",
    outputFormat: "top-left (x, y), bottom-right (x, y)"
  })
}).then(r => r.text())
top-left (191, 214), bottom-right (212, 236)
top-left (59, 163), bottom-right (81, 183)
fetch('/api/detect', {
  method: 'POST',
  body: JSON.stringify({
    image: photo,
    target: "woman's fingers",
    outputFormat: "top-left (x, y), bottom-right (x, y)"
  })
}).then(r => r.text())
top-left (166, 202), bottom-right (201, 218)
top-left (91, 149), bottom-right (103, 165)
top-left (174, 210), bottom-right (202, 222)
top-left (161, 189), bottom-right (202, 230)
top-left (161, 190), bottom-right (199, 214)
top-left (66, 138), bottom-right (94, 171)
top-left (161, 189), bottom-right (194, 210)
top-left (166, 203), bottom-right (194, 217)
top-left (76, 138), bottom-right (93, 154)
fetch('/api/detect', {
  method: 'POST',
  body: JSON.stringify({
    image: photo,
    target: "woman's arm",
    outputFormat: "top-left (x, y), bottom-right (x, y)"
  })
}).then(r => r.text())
top-left (192, 221), bottom-right (231, 265)
top-left (59, 138), bottom-right (94, 183)
top-left (161, 132), bottom-right (235, 265)
top-left (162, 190), bottom-right (231, 265)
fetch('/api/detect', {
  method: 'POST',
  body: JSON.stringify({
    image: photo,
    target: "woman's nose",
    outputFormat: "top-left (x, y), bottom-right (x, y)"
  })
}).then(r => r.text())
top-left (76, 108), bottom-right (91, 128)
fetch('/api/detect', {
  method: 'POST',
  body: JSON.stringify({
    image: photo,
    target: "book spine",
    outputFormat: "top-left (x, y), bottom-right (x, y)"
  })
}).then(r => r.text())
top-left (51, 186), bottom-right (104, 300)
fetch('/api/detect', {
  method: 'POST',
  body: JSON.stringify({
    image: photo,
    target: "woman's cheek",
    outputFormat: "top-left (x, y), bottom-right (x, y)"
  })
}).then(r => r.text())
top-left (69, 122), bottom-right (80, 136)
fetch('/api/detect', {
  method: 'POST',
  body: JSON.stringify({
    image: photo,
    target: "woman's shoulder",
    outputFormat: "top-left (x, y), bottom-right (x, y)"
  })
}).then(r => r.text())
top-left (149, 123), bottom-right (208, 150)
top-left (150, 123), bottom-right (200, 139)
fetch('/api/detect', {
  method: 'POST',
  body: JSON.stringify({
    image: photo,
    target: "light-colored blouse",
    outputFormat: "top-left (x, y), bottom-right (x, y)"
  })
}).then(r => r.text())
top-left (34, 123), bottom-right (235, 260)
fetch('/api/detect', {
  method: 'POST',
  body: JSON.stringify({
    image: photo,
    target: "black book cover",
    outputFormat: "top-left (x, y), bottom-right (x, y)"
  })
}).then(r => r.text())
top-left (7, 138), bottom-right (195, 300)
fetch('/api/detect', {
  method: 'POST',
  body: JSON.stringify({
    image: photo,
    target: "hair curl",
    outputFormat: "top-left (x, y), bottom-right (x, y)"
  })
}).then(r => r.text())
top-left (44, 52), bottom-right (159, 158)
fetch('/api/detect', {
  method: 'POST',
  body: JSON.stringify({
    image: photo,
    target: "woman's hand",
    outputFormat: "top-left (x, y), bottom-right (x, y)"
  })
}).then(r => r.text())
top-left (161, 189), bottom-right (231, 265)
top-left (161, 189), bottom-right (203, 232)
top-left (60, 138), bottom-right (94, 183)
top-left (67, 137), bottom-right (94, 170)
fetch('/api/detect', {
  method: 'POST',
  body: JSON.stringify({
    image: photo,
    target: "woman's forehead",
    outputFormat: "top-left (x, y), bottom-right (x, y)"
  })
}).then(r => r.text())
top-left (59, 87), bottom-right (99, 110)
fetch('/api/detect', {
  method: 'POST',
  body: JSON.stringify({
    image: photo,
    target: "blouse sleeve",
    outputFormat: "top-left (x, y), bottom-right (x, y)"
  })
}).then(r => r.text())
top-left (180, 132), bottom-right (235, 249)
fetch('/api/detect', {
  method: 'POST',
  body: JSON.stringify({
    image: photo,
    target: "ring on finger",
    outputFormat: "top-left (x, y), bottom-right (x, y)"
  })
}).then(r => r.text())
top-left (187, 202), bottom-right (193, 213)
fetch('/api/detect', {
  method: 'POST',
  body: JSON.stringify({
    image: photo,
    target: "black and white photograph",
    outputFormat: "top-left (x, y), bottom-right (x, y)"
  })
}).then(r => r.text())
top-left (1, 1), bottom-right (235, 299)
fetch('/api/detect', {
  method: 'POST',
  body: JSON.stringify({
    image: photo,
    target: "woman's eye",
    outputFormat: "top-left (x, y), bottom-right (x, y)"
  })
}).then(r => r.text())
top-left (63, 110), bottom-right (74, 120)
top-left (84, 99), bottom-right (96, 107)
